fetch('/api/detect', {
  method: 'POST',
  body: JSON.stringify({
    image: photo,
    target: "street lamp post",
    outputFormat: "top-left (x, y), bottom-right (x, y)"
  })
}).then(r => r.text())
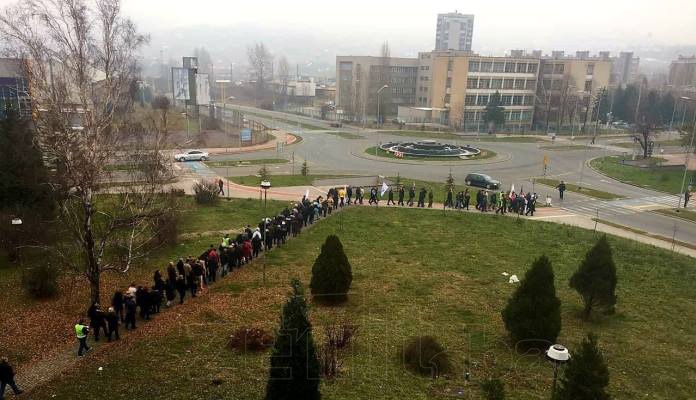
top-left (259, 180), bottom-right (271, 286)
top-left (546, 344), bottom-right (571, 400)
top-left (377, 84), bottom-right (389, 128)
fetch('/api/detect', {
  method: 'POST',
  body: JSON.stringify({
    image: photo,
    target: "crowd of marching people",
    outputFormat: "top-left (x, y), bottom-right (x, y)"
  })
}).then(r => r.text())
top-left (71, 181), bottom-right (543, 359)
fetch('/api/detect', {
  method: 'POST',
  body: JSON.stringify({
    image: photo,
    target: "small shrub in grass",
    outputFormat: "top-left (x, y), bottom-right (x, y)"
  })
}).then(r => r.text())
top-left (570, 235), bottom-right (618, 319)
top-left (153, 210), bottom-right (179, 246)
top-left (481, 377), bottom-right (506, 400)
top-left (310, 235), bottom-right (352, 303)
top-left (227, 327), bottom-right (274, 352)
top-left (401, 336), bottom-right (451, 378)
top-left (193, 180), bottom-right (219, 204)
top-left (169, 188), bottom-right (186, 197)
top-left (22, 263), bottom-right (60, 298)
top-left (318, 322), bottom-right (359, 379)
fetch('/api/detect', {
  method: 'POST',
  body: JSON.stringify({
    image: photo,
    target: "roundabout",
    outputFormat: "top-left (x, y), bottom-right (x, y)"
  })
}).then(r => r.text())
top-left (379, 140), bottom-right (481, 158)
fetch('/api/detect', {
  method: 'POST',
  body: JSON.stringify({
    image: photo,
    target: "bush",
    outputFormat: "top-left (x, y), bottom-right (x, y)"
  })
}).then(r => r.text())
top-left (193, 180), bottom-right (220, 204)
top-left (152, 210), bottom-right (179, 247)
top-left (310, 235), bottom-right (352, 303)
top-left (22, 263), bottom-right (60, 299)
top-left (481, 378), bottom-right (506, 400)
top-left (227, 327), bottom-right (274, 352)
top-left (169, 188), bottom-right (186, 197)
top-left (570, 235), bottom-right (618, 319)
top-left (501, 255), bottom-right (561, 348)
top-left (401, 336), bottom-right (451, 378)
top-left (318, 322), bottom-right (359, 379)
top-left (301, 160), bottom-right (309, 176)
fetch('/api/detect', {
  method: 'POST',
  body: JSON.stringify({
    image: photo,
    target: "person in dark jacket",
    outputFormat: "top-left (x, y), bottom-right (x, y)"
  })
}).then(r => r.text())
top-left (407, 184), bottom-right (415, 206)
top-left (124, 294), bottom-right (137, 330)
top-left (464, 189), bottom-right (471, 210)
top-left (397, 186), bottom-right (405, 206)
top-left (428, 189), bottom-right (434, 208)
top-left (556, 181), bottom-right (566, 200)
top-left (418, 187), bottom-right (426, 207)
top-left (445, 188), bottom-right (453, 208)
top-left (111, 290), bottom-right (124, 323)
top-left (387, 187), bottom-right (395, 205)
top-left (175, 275), bottom-right (187, 305)
top-left (87, 303), bottom-right (108, 341)
top-left (0, 357), bottom-right (22, 398)
top-left (165, 277), bottom-right (176, 307)
top-left (153, 270), bottom-right (165, 292)
top-left (106, 307), bottom-right (120, 342)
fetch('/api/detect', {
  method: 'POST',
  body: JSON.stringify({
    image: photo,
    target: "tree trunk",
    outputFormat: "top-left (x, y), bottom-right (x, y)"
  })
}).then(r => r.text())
top-left (83, 196), bottom-right (100, 305)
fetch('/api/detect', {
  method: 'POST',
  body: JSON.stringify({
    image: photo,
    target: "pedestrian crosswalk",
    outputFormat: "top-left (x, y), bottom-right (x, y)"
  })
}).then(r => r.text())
top-left (560, 194), bottom-right (688, 218)
top-left (175, 161), bottom-right (218, 179)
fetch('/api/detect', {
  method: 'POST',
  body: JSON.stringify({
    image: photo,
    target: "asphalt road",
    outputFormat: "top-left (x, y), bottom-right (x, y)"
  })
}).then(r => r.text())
top-left (206, 106), bottom-right (696, 246)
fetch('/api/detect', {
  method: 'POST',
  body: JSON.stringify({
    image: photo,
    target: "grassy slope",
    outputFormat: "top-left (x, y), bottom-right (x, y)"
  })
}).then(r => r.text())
top-left (32, 207), bottom-right (696, 399)
top-left (591, 156), bottom-right (692, 194)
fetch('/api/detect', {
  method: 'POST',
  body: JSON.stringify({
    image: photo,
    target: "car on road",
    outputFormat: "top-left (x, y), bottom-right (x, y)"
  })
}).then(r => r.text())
top-left (465, 173), bottom-right (500, 190)
top-left (174, 150), bottom-right (209, 162)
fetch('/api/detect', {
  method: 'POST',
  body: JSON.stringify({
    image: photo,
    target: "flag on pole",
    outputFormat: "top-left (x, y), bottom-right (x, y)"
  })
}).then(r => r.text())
top-left (380, 181), bottom-right (389, 196)
top-left (305, 189), bottom-right (310, 199)
top-left (509, 184), bottom-right (515, 195)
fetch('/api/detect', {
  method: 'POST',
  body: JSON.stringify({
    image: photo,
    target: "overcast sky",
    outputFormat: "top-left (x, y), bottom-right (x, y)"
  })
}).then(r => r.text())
top-left (119, 0), bottom-right (696, 52)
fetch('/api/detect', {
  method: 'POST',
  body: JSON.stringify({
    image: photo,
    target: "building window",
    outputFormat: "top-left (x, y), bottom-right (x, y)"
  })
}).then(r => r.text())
top-left (543, 63), bottom-right (553, 74)
top-left (542, 79), bottom-right (552, 89)
top-left (553, 63), bottom-right (564, 74)
top-left (464, 111), bottom-right (477, 121)
top-left (505, 62), bottom-right (516, 73)
top-left (521, 111), bottom-right (532, 121)
top-left (551, 80), bottom-right (563, 90)
top-left (467, 78), bottom-right (478, 89)
top-left (501, 95), bottom-right (512, 106)
top-left (446, 78), bottom-right (452, 87)
top-left (493, 62), bottom-right (505, 73)
top-left (339, 62), bottom-right (353, 71)
top-left (465, 95), bottom-right (476, 106)
top-left (512, 95), bottom-right (523, 105)
top-left (510, 111), bottom-right (521, 120)
top-left (480, 61), bottom-right (493, 72)
top-left (516, 63), bottom-right (527, 73)
top-left (448, 60), bottom-right (453, 71)
top-left (468, 60), bottom-right (480, 72)
top-left (584, 80), bottom-right (593, 91)
top-left (476, 95), bottom-right (489, 105)
top-left (503, 79), bottom-right (514, 89)
top-left (478, 78), bottom-right (491, 89)
top-left (444, 94), bottom-right (451, 104)
top-left (514, 79), bottom-right (525, 89)
top-left (586, 64), bottom-right (595, 75)
top-left (527, 63), bottom-right (538, 74)
top-left (525, 79), bottom-right (537, 90)
top-left (491, 79), bottom-right (503, 89)
top-left (523, 95), bottom-right (534, 106)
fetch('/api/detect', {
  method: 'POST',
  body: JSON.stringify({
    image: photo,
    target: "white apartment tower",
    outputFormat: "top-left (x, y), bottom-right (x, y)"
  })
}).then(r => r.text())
top-left (435, 12), bottom-right (474, 51)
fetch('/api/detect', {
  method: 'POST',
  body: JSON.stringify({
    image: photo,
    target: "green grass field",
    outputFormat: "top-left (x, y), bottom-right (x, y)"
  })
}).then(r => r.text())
top-left (228, 174), bottom-right (359, 187)
top-left (536, 178), bottom-right (624, 200)
top-left (31, 207), bottom-right (696, 399)
top-left (590, 156), bottom-right (693, 194)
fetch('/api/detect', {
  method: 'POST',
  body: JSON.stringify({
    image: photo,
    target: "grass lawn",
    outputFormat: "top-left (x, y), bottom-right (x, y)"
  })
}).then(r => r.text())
top-left (536, 178), bottom-right (624, 200)
top-left (228, 174), bottom-right (360, 187)
top-left (206, 158), bottom-right (289, 168)
top-left (653, 208), bottom-right (696, 223)
top-left (378, 130), bottom-right (544, 143)
top-left (32, 207), bottom-right (696, 399)
top-left (365, 146), bottom-right (496, 161)
top-left (0, 196), bottom-right (288, 366)
top-left (590, 155), bottom-right (693, 194)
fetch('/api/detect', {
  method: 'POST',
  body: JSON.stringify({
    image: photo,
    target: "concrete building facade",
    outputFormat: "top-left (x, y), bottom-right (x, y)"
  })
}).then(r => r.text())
top-left (669, 56), bottom-right (696, 89)
top-left (0, 58), bottom-right (31, 119)
top-left (335, 56), bottom-right (418, 121)
top-left (435, 12), bottom-right (475, 52)
top-left (609, 51), bottom-right (640, 87)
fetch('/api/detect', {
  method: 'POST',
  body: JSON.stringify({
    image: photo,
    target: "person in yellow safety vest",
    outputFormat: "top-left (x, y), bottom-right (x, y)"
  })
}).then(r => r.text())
top-left (338, 187), bottom-right (346, 207)
top-left (221, 234), bottom-right (231, 248)
top-left (75, 318), bottom-right (91, 357)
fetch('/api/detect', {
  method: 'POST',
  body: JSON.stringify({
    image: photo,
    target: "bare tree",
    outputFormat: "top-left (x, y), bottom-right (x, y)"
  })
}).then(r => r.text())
top-left (277, 55), bottom-right (290, 108)
top-left (0, 0), bottom-right (173, 305)
top-left (247, 42), bottom-right (273, 104)
top-left (152, 95), bottom-right (170, 133)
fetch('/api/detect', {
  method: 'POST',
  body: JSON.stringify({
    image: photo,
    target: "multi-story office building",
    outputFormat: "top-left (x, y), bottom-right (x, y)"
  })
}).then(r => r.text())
top-left (535, 51), bottom-right (612, 131)
top-left (435, 12), bottom-right (474, 52)
top-left (335, 56), bottom-right (418, 120)
top-left (669, 56), bottom-right (696, 89)
top-left (423, 51), bottom-right (539, 131)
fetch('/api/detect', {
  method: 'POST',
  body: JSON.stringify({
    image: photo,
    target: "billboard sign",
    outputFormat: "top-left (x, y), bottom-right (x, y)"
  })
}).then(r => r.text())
top-left (172, 68), bottom-right (190, 100)
top-left (195, 73), bottom-right (210, 105)
top-left (241, 128), bottom-right (252, 142)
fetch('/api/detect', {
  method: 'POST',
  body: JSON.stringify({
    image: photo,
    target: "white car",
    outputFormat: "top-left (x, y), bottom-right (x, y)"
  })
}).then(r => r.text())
top-left (174, 150), bottom-right (209, 162)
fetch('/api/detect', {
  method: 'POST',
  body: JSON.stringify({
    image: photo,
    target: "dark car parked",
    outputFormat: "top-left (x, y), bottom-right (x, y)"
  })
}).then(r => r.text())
top-left (465, 173), bottom-right (500, 189)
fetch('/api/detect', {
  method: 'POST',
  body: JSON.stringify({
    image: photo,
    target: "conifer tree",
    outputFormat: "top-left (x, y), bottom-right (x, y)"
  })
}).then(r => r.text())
top-left (310, 235), bottom-right (352, 303)
top-left (501, 255), bottom-right (561, 347)
top-left (266, 279), bottom-right (321, 400)
top-left (557, 333), bottom-right (611, 400)
top-left (570, 235), bottom-right (618, 319)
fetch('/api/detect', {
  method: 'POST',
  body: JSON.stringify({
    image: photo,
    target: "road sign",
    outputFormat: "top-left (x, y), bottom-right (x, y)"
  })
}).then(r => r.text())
top-left (241, 128), bottom-right (252, 142)
top-left (543, 154), bottom-right (549, 166)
